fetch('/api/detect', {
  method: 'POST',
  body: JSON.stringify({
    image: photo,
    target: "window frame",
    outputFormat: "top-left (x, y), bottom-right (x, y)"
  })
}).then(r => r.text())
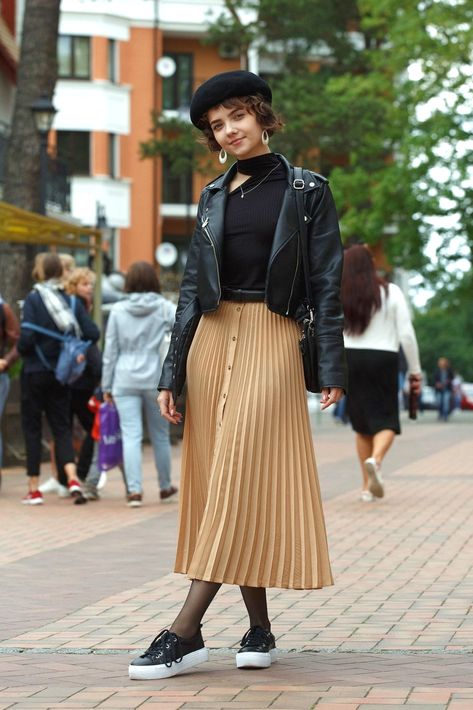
top-left (162, 53), bottom-right (193, 112)
top-left (108, 133), bottom-right (119, 179)
top-left (56, 130), bottom-right (91, 177)
top-left (108, 38), bottom-right (118, 83)
top-left (161, 157), bottom-right (192, 204)
top-left (58, 35), bottom-right (91, 80)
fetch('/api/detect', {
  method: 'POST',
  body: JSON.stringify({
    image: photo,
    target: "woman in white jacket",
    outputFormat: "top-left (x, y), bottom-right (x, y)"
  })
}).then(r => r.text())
top-left (102, 261), bottom-right (176, 507)
top-left (341, 246), bottom-right (421, 502)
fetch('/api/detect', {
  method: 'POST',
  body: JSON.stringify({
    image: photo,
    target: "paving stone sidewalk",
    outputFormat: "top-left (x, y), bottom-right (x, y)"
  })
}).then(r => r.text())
top-left (0, 411), bottom-right (472, 709)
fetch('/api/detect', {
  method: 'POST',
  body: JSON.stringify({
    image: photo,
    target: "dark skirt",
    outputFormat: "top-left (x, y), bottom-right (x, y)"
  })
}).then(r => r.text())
top-left (346, 348), bottom-right (400, 435)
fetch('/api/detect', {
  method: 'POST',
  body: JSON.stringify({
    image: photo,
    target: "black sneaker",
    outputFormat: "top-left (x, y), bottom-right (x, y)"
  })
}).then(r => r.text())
top-left (128, 626), bottom-right (209, 680)
top-left (236, 625), bottom-right (277, 669)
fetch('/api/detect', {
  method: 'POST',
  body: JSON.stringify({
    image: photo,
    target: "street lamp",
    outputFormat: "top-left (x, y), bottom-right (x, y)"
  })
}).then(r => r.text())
top-left (30, 94), bottom-right (57, 215)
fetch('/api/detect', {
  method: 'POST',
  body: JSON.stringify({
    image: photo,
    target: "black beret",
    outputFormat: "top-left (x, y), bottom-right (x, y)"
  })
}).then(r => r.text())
top-left (190, 70), bottom-right (272, 128)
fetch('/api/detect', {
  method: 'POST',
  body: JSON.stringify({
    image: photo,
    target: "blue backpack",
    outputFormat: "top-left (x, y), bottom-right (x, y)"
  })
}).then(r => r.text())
top-left (22, 296), bottom-right (91, 386)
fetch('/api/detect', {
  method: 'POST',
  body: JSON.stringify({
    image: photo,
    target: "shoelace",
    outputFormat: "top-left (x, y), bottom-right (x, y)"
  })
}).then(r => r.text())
top-left (240, 625), bottom-right (271, 648)
top-left (142, 629), bottom-right (183, 668)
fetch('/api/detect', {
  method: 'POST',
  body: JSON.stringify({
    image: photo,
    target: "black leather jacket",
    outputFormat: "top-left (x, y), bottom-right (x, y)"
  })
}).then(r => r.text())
top-left (159, 154), bottom-right (347, 396)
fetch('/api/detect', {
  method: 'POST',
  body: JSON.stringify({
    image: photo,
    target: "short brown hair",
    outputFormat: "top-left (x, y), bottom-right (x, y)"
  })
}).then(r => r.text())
top-left (199, 95), bottom-right (284, 152)
top-left (42, 253), bottom-right (63, 281)
top-left (124, 261), bottom-right (161, 294)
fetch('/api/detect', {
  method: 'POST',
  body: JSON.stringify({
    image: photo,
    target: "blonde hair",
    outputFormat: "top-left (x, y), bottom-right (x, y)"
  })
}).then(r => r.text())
top-left (66, 267), bottom-right (95, 295)
top-left (58, 253), bottom-right (76, 277)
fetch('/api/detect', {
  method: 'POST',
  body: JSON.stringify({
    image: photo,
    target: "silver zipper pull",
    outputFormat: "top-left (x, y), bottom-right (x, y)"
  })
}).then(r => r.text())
top-left (202, 217), bottom-right (209, 228)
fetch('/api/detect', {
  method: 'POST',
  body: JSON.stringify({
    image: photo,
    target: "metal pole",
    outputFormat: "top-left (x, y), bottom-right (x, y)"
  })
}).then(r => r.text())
top-left (38, 131), bottom-right (49, 215)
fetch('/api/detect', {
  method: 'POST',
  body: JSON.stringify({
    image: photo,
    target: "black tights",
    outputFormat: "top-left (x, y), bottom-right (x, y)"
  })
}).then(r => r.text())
top-left (170, 580), bottom-right (270, 639)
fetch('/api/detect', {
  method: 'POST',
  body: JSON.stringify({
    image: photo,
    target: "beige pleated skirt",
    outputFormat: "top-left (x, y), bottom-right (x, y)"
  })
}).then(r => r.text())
top-left (174, 301), bottom-right (333, 590)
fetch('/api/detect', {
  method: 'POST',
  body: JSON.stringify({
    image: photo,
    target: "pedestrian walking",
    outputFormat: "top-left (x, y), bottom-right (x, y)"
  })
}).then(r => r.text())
top-left (101, 261), bottom-right (177, 508)
top-left (128, 70), bottom-right (346, 681)
top-left (0, 293), bottom-right (20, 489)
top-left (17, 253), bottom-right (100, 505)
top-left (65, 268), bottom-right (102, 483)
top-left (341, 245), bottom-right (422, 502)
top-left (434, 357), bottom-right (454, 421)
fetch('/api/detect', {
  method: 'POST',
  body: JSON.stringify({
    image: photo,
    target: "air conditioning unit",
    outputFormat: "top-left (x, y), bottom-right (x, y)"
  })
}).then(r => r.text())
top-left (219, 42), bottom-right (239, 59)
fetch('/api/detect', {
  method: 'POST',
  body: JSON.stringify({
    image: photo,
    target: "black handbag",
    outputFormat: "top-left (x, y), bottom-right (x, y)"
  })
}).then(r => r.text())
top-left (293, 167), bottom-right (321, 393)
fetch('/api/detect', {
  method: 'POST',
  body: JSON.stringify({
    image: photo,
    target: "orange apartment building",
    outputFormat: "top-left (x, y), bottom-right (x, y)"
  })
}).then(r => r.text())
top-left (54, 0), bottom-right (242, 274)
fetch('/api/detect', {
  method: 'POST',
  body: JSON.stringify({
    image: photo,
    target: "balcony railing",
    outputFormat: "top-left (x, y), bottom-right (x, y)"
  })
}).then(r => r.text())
top-left (0, 125), bottom-right (70, 213)
top-left (46, 155), bottom-right (71, 214)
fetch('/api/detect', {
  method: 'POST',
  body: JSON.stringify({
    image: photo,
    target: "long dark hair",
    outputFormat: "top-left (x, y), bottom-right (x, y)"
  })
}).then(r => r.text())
top-left (341, 245), bottom-right (388, 335)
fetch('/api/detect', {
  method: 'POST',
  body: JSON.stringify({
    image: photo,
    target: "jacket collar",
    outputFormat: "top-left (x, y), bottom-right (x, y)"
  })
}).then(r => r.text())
top-left (202, 154), bottom-right (319, 269)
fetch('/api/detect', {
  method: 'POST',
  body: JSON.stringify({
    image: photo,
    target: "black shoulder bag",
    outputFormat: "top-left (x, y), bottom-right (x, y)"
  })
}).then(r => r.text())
top-left (293, 167), bottom-right (321, 393)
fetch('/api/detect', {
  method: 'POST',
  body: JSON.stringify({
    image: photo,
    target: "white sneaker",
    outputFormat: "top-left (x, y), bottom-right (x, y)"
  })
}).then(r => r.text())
top-left (38, 476), bottom-right (60, 494)
top-left (360, 490), bottom-right (375, 503)
top-left (97, 471), bottom-right (107, 490)
top-left (57, 484), bottom-right (71, 498)
top-left (364, 457), bottom-right (384, 498)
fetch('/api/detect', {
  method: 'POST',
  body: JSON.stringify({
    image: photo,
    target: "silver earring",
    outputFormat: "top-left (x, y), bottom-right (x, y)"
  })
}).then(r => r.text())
top-left (218, 148), bottom-right (227, 164)
top-left (262, 130), bottom-right (269, 145)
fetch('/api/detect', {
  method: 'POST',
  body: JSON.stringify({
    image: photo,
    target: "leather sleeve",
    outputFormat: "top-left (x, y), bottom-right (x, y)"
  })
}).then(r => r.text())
top-left (158, 196), bottom-right (204, 391)
top-left (307, 183), bottom-right (347, 391)
top-left (1, 303), bottom-right (20, 369)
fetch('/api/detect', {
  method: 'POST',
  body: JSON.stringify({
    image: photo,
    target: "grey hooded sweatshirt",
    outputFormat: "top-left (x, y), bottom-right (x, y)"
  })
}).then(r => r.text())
top-left (102, 292), bottom-right (176, 396)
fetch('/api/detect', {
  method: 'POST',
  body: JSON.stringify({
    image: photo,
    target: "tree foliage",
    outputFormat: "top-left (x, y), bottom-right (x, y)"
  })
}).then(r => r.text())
top-left (140, 115), bottom-right (214, 177)
top-left (189, 0), bottom-right (473, 280)
top-left (414, 272), bottom-right (473, 381)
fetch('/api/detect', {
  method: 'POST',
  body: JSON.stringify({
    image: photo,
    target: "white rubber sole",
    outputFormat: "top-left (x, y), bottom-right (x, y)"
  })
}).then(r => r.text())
top-left (236, 648), bottom-right (277, 669)
top-left (364, 458), bottom-right (384, 498)
top-left (128, 647), bottom-right (209, 680)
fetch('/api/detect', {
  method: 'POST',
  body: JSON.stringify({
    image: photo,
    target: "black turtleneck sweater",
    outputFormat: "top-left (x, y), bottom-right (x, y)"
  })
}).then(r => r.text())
top-left (221, 153), bottom-right (286, 291)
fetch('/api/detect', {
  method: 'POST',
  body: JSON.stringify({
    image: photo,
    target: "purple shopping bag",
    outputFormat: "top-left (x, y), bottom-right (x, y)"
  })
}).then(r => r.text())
top-left (98, 402), bottom-right (123, 471)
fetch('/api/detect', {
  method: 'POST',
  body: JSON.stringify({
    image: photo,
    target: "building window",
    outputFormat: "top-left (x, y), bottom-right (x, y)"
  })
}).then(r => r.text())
top-left (108, 134), bottom-right (119, 178)
top-left (56, 131), bottom-right (90, 175)
top-left (162, 158), bottom-right (192, 204)
top-left (108, 39), bottom-right (118, 83)
top-left (58, 36), bottom-right (90, 79)
top-left (162, 54), bottom-right (193, 112)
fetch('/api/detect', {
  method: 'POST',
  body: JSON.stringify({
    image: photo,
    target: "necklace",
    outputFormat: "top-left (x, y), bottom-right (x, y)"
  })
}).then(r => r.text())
top-left (239, 163), bottom-right (279, 199)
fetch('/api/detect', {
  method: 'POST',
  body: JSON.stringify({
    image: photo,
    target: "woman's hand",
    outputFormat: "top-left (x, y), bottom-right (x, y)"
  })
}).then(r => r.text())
top-left (157, 389), bottom-right (183, 425)
top-left (409, 373), bottom-right (422, 395)
top-left (320, 387), bottom-right (344, 410)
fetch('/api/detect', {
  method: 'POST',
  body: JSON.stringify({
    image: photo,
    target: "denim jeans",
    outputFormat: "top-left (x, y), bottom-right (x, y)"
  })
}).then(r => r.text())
top-left (114, 390), bottom-right (171, 494)
top-left (0, 373), bottom-right (10, 468)
top-left (436, 390), bottom-right (451, 421)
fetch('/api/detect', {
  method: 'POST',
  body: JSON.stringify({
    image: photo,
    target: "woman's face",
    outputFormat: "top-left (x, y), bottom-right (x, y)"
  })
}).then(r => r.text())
top-left (76, 278), bottom-right (93, 302)
top-left (208, 104), bottom-right (268, 161)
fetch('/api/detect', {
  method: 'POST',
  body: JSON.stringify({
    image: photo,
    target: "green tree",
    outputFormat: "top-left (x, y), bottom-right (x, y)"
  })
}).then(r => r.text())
top-left (149, 0), bottom-right (472, 283)
top-left (414, 272), bottom-right (473, 381)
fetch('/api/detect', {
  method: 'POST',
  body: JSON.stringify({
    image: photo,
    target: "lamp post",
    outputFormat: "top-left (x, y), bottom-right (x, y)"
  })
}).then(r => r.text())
top-left (30, 94), bottom-right (57, 215)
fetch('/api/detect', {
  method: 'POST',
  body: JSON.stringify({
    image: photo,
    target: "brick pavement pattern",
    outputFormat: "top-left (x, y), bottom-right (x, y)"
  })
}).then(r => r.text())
top-left (0, 411), bottom-right (472, 709)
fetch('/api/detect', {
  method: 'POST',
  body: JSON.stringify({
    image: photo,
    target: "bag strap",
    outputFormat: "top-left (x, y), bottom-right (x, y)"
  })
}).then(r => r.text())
top-left (21, 322), bottom-right (67, 342)
top-left (22, 321), bottom-right (68, 373)
top-left (293, 167), bottom-right (314, 314)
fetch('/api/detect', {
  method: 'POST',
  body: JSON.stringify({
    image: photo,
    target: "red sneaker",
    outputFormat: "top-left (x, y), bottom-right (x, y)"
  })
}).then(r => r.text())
top-left (22, 490), bottom-right (44, 505)
top-left (68, 480), bottom-right (82, 494)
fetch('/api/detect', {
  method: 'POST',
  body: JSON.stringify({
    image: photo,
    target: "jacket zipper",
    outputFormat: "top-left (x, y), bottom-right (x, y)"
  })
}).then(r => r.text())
top-left (285, 237), bottom-right (300, 315)
top-left (202, 217), bottom-right (221, 301)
